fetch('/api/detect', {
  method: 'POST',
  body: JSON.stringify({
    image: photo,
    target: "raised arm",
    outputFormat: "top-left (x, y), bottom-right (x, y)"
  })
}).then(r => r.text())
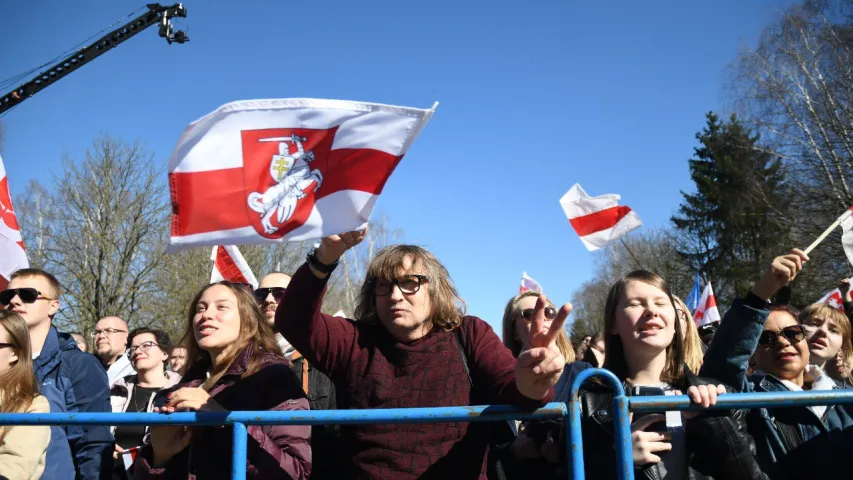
top-left (700, 249), bottom-right (808, 391)
top-left (277, 230), bottom-right (367, 377)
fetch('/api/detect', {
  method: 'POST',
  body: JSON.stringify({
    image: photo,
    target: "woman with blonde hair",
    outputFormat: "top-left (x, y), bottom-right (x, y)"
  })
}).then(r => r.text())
top-left (672, 295), bottom-right (705, 374)
top-left (0, 311), bottom-right (51, 480)
top-left (502, 290), bottom-right (575, 362)
top-left (799, 302), bottom-right (853, 385)
top-left (134, 281), bottom-right (310, 479)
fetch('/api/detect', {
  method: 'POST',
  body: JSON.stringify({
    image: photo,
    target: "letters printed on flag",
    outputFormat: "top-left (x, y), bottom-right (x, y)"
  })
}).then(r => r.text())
top-left (0, 155), bottom-right (28, 290)
top-left (559, 184), bottom-right (642, 251)
top-left (168, 98), bottom-right (436, 250)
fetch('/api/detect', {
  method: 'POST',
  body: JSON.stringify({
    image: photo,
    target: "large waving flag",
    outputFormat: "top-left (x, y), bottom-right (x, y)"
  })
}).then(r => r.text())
top-left (0, 155), bottom-right (28, 290)
top-left (520, 272), bottom-right (542, 294)
top-left (168, 98), bottom-right (437, 250)
top-left (210, 245), bottom-right (258, 289)
top-left (559, 184), bottom-right (642, 251)
top-left (693, 282), bottom-right (721, 327)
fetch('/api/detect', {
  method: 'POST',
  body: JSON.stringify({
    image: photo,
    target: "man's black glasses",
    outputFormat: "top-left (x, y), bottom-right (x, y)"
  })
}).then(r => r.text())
top-left (0, 288), bottom-right (54, 306)
top-left (254, 287), bottom-right (286, 303)
top-left (757, 325), bottom-right (806, 348)
top-left (373, 275), bottom-right (430, 296)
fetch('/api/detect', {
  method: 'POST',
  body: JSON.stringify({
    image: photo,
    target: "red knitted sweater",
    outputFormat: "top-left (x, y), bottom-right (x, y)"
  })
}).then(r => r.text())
top-left (278, 263), bottom-right (552, 479)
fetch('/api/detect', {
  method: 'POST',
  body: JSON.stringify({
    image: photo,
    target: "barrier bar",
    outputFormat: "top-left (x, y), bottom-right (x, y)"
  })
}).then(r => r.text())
top-left (569, 368), bottom-right (633, 480)
top-left (232, 422), bottom-right (247, 480)
top-left (630, 388), bottom-right (853, 412)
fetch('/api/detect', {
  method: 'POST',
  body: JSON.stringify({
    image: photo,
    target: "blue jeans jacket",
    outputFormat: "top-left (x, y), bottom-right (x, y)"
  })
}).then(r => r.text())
top-left (700, 296), bottom-right (853, 479)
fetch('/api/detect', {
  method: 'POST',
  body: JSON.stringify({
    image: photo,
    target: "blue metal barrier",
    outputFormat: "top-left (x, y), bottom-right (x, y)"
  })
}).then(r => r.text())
top-left (0, 403), bottom-right (569, 480)
top-left (568, 368), bottom-right (853, 480)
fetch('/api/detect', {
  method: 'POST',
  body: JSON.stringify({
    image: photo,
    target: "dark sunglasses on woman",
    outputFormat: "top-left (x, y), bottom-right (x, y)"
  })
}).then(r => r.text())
top-left (254, 287), bottom-right (286, 303)
top-left (0, 288), bottom-right (54, 306)
top-left (519, 306), bottom-right (558, 322)
top-left (757, 325), bottom-right (806, 348)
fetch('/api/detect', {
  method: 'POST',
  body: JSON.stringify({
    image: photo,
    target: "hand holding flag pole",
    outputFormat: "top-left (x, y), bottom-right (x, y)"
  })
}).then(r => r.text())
top-left (803, 206), bottom-right (853, 255)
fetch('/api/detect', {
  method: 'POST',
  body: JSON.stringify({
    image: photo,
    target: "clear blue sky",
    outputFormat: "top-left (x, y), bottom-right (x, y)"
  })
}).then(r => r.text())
top-left (0, 0), bottom-right (796, 336)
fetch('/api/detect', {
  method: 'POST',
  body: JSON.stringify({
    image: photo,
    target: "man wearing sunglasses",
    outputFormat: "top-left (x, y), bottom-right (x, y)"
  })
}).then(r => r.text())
top-left (3, 268), bottom-right (113, 480)
top-left (256, 271), bottom-right (341, 480)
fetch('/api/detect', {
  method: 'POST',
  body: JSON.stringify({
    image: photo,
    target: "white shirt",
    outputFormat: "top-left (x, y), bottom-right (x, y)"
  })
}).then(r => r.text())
top-left (106, 354), bottom-right (136, 388)
top-left (275, 333), bottom-right (296, 359)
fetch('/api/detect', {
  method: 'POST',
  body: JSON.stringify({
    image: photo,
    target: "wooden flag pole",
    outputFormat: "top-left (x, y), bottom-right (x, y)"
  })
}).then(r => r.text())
top-left (804, 206), bottom-right (853, 255)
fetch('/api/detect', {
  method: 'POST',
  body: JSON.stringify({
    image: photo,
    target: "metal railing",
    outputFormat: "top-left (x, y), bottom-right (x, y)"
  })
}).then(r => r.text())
top-left (4, 368), bottom-right (853, 479)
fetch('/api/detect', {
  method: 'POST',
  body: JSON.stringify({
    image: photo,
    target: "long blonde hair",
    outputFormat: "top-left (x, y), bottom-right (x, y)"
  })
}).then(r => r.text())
top-left (799, 303), bottom-right (853, 384)
top-left (602, 271), bottom-right (685, 386)
top-left (672, 295), bottom-right (704, 374)
top-left (182, 282), bottom-right (281, 390)
top-left (501, 291), bottom-right (575, 362)
top-left (0, 311), bottom-right (41, 442)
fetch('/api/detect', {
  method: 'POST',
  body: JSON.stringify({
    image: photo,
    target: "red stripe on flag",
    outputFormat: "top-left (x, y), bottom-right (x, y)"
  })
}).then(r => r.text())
top-left (171, 149), bottom-right (401, 237)
top-left (214, 247), bottom-right (250, 284)
top-left (0, 275), bottom-right (8, 292)
top-left (569, 206), bottom-right (632, 236)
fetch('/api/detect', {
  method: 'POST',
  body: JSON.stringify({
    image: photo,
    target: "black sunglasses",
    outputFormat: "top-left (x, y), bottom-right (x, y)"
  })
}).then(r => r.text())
top-left (254, 287), bottom-right (286, 303)
top-left (519, 306), bottom-right (558, 322)
top-left (373, 275), bottom-right (429, 297)
top-left (0, 288), bottom-right (54, 306)
top-left (757, 325), bottom-right (806, 348)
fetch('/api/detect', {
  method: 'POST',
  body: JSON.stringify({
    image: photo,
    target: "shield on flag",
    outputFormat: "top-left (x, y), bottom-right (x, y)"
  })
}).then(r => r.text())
top-left (242, 128), bottom-right (336, 239)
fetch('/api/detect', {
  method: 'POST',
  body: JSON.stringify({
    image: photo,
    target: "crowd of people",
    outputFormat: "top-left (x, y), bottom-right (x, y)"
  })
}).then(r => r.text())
top-left (0, 229), bottom-right (852, 479)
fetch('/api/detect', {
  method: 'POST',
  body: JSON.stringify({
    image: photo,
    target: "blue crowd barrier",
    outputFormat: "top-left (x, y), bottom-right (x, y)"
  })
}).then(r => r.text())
top-left (5, 368), bottom-right (853, 479)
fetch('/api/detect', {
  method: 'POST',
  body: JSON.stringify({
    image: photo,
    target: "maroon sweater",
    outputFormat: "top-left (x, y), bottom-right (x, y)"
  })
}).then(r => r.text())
top-left (278, 263), bottom-right (552, 479)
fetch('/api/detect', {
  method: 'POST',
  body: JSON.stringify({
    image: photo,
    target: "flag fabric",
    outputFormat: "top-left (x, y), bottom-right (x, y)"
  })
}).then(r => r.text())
top-left (0, 155), bottom-right (28, 291)
top-left (168, 98), bottom-right (437, 250)
top-left (843, 213), bottom-right (853, 267)
top-left (559, 184), bottom-right (642, 251)
top-left (210, 245), bottom-right (258, 289)
top-left (693, 282), bottom-right (721, 327)
top-left (121, 446), bottom-right (139, 474)
top-left (520, 272), bottom-right (543, 294)
top-left (684, 274), bottom-right (702, 312)
top-left (816, 278), bottom-right (853, 310)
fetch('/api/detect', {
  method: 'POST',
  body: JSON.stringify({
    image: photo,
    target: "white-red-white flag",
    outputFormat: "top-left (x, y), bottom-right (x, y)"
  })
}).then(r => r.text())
top-left (520, 272), bottom-right (542, 294)
top-left (559, 184), bottom-right (642, 251)
top-left (0, 155), bottom-right (28, 291)
top-left (693, 282), bottom-right (721, 327)
top-left (842, 213), bottom-right (853, 266)
top-left (816, 278), bottom-right (853, 310)
top-left (168, 98), bottom-right (436, 250)
top-left (210, 245), bottom-right (258, 289)
top-left (121, 446), bottom-right (139, 474)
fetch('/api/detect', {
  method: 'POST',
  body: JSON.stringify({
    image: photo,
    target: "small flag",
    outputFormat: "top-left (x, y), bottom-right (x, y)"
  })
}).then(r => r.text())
top-left (694, 282), bottom-right (721, 327)
top-left (0, 155), bottom-right (28, 291)
top-left (559, 184), bottom-right (642, 251)
top-left (168, 98), bottom-right (436, 250)
top-left (684, 274), bottom-right (702, 312)
top-left (121, 446), bottom-right (139, 473)
top-left (210, 245), bottom-right (258, 289)
top-left (843, 214), bottom-right (853, 266)
top-left (520, 272), bottom-right (542, 294)
top-left (816, 278), bottom-right (853, 310)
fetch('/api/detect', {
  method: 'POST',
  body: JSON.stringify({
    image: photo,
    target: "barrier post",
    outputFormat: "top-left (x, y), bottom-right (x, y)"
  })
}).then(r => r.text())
top-left (569, 368), bottom-right (634, 480)
top-left (232, 422), bottom-right (248, 480)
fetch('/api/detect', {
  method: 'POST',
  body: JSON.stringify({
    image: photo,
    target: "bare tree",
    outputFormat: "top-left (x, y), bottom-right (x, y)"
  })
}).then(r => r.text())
top-left (17, 136), bottom-right (170, 335)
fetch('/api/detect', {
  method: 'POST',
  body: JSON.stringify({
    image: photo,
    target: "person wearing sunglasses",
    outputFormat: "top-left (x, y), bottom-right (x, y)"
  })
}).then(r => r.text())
top-left (701, 249), bottom-right (853, 480)
top-left (256, 271), bottom-right (341, 480)
top-left (2, 268), bottom-right (113, 480)
top-left (278, 230), bottom-right (568, 479)
top-left (109, 328), bottom-right (180, 479)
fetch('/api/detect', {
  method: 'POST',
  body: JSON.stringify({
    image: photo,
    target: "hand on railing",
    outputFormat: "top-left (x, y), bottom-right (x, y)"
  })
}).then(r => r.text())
top-left (677, 384), bottom-right (726, 419)
top-left (515, 294), bottom-right (569, 400)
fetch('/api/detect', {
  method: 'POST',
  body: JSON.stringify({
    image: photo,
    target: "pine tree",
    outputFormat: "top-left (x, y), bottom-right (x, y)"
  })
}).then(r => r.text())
top-left (671, 112), bottom-right (791, 305)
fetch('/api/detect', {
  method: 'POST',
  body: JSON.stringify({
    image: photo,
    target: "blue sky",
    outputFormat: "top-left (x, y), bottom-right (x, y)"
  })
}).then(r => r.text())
top-left (0, 0), bottom-right (797, 336)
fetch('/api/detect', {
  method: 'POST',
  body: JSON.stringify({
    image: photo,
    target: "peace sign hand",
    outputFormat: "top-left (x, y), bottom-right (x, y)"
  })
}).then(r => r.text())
top-left (515, 295), bottom-right (570, 400)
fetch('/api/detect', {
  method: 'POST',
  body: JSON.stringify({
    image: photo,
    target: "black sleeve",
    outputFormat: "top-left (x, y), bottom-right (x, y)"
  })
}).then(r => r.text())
top-left (843, 301), bottom-right (853, 323)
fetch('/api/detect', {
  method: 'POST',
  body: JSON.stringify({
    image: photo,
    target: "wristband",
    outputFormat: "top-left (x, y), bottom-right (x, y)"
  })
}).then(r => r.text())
top-left (306, 248), bottom-right (339, 274)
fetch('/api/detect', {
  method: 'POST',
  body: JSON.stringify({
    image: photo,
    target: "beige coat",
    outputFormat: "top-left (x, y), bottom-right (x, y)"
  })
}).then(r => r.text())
top-left (0, 395), bottom-right (51, 480)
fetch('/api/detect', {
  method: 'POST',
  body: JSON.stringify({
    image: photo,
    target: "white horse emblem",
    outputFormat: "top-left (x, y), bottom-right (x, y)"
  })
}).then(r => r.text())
top-left (247, 134), bottom-right (323, 234)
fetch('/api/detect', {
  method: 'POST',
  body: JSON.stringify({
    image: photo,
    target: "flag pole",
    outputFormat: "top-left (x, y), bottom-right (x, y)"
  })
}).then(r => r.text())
top-left (804, 206), bottom-right (853, 255)
top-left (619, 238), bottom-right (644, 270)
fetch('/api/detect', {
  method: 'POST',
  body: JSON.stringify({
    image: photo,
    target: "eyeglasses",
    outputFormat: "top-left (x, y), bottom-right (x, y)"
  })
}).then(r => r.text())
top-left (0, 288), bottom-right (55, 306)
top-left (518, 306), bottom-right (558, 322)
top-left (373, 275), bottom-right (429, 296)
top-left (254, 287), bottom-right (286, 303)
top-left (126, 341), bottom-right (160, 358)
top-left (757, 325), bottom-right (806, 348)
top-left (92, 328), bottom-right (127, 337)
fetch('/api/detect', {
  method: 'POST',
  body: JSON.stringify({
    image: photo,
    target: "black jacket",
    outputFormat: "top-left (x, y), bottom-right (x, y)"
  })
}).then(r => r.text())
top-left (578, 370), bottom-right (768, 480)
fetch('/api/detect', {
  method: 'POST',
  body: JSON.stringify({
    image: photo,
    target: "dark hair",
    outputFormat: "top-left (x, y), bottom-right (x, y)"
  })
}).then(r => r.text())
top-left (10, 268), bottom-right (62, 299)
top-left (128, 327), bottom-right (173, 353)
top-left (582, 332), bottom-right (605, 367)
top-left (768, 303), bottom-right (800, 319)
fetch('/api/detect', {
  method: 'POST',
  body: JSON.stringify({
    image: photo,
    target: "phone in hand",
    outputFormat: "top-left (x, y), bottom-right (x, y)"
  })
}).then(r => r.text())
top-left (632, 386), bottom-right (667, 433)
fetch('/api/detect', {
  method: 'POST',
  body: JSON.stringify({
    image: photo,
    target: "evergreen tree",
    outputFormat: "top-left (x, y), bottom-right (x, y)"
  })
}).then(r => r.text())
top-left (671, 112), bottom-right (791, 306)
